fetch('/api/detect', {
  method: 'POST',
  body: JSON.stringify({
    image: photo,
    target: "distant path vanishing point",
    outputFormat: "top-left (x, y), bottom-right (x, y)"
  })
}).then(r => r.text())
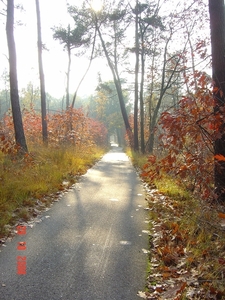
top-left (0, 146), bottom-right (149, 300)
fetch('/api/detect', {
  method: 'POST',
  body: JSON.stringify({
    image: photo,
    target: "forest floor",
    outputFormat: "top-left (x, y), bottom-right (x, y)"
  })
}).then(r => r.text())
top-left (132, 168), bottom-right (225, 299)
top-left (126, 150), bottom-right (225, 299)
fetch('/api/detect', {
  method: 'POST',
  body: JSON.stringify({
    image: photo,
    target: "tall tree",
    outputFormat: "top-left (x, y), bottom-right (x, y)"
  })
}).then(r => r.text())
top-left (94, 79), bottom-right (130, 144)
top-left (134, 0), bottom-right (139, 151)
top-left (146, 22), bottom-right (185, 153)
top-left (143, 2), bottom-right (195, 153)
top-left (135, 0), bottom-right (163, 153)
top-left (53, 12), bottom-right (90, 109)
top-left (71, 27), bottom-right (97, 109)
top-left (35, 0), bottom-right (48, 144)
top-left (208, 0), bottom-right (225, 201)
top-left (92, 2), bottom-right (133, 143)
top-left (68, 1), bottom-right (133, 145)
top-left (6, 0), bottom-right (28, 153)
top-left (20, 82), bottom-right (40, 109)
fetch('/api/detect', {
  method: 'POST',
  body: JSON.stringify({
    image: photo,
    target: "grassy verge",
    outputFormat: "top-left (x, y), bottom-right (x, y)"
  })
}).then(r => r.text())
top-left (127, 149), bottom-right (225, 299)
top-left (0, 145), bottom-right (106, 239)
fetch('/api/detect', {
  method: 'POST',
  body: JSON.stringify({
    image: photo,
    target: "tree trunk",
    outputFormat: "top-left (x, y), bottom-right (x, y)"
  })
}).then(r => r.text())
top-left (209, 0), bottom-right (225, 201)
top-left (35, 0), bottom-right (48, 144)
top-left (147, 51), bottom-right (155, 153)
top-left (146, 41), bottom-right (168, 153)
top-left (6, 0), bottom-right (28, 153)
top-left (96, 22), bottom-right (133, 145)
top-left (66, 25), bottom-right (71, 109)
top-left (116, 128), bottom-right (122, 147)
top-left (71, 28), bottom-right (97, 109)
top-left (140, 29), bottom-right (145, 154)
top-left (134, 0), bottom-right (139, 152)
top-left (147, 34), bottom-right (182, 153)
top-left (66, 50), bottom-right (71, 109)
top-left (148, 131), bottom-right (154, 153)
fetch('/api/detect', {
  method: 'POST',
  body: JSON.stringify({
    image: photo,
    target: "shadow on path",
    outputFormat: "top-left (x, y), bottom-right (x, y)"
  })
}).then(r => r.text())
top-left (0, 147), bottom-right (149, 300)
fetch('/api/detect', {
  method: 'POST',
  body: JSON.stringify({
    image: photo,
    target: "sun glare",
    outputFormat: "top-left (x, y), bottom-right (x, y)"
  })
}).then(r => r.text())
top-left (91, 0), bottom-right (102, 12)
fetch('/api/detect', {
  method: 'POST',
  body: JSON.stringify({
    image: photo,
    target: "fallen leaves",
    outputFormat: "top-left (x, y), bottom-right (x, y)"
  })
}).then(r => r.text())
top-left (218, 212), bottom-right (225, 219)
top-left (138, 185), bottom-right (225, 300)
top-left (214, 154), bottom-right (225, 162)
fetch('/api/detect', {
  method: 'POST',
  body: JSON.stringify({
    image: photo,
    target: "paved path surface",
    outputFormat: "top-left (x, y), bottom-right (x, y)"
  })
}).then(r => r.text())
top-left (0, 147), bottom-right (149, 300)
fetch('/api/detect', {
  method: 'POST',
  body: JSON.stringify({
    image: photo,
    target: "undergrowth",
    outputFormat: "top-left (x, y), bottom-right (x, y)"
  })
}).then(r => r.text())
top-left (128, 149), bottom-right (225, 299)
top-left (0, 145), bottom-right (106, 238)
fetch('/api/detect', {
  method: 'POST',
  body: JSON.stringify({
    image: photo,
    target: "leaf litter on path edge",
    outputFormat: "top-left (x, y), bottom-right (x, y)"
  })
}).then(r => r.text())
top-left (137, 183), bottom-right (225, 300)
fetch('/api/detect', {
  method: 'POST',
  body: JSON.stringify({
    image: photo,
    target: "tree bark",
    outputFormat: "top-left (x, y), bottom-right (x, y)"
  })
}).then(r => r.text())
top-left (134, 0), bottom-right (139, 152)
top-left (147, 32), bottom-right (183, 153)
top-left (35, 0), bottom-right (48, 144)
top-left (66, 25), bottom-right (71, 109)
top-left (140, 27), bottom-right (145, 154)
top-left (209, 0), bottom-right (225, 201)
top-left (71, 28), bottom-right (97, 109)
top-left (6, 0), bottom-right (28, 153)
top-left (66, 47), bottom-right (71, 109)
top-left (95, 20), bottom-right (133, 145)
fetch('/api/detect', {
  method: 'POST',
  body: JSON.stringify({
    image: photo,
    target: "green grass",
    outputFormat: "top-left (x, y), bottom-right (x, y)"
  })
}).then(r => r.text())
top-left (0, 145), bottom-right (106, 238)
top-left (126, 148), bottom-right (148, 168)
top-left (155, 176), bottom-right (191, 201)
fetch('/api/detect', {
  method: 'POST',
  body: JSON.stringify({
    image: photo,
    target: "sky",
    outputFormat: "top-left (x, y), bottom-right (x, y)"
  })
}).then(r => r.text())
top-left (0, 0), bottom-right (210, 99)
top-left (0, 0), bottom-right (111, 98)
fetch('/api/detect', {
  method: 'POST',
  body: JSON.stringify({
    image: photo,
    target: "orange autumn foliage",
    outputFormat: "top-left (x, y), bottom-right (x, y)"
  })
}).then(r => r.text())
top-left (142, 72), bottom-right (216, 200)
top-left (0, 107), bottom-right (108, 154)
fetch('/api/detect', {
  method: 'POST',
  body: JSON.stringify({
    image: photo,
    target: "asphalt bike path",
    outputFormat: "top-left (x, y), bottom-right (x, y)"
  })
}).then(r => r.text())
top-left (0, 147), bottom-right (149, 300)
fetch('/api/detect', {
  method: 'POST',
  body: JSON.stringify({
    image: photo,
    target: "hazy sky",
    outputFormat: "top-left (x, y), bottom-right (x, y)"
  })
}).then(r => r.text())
top-left (0, 0), bottom-right (210, 99)
top-left (0, 0), bottom-right (110, 98)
